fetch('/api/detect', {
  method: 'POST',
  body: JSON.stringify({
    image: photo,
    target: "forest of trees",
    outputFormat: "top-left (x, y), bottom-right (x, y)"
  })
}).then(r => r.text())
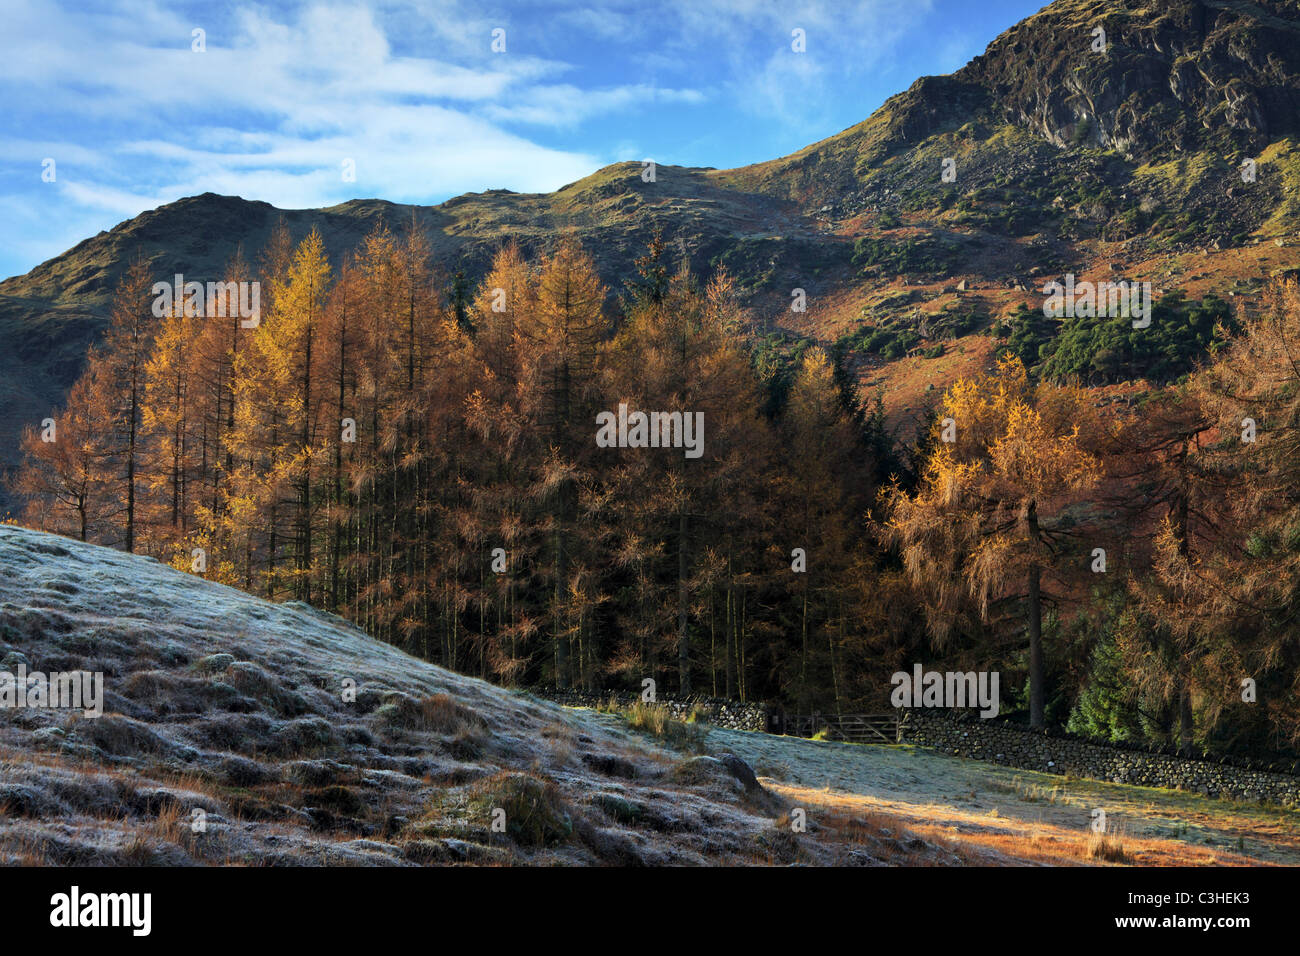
top-left (10, 218), bottom-right (1300, 758)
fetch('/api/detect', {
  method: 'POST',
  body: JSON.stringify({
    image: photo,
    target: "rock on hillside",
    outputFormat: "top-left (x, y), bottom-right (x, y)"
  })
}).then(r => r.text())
top-left (962, 0), bottom-right (1300, 157)
top-left (0, 524), bottom-right (885, 866)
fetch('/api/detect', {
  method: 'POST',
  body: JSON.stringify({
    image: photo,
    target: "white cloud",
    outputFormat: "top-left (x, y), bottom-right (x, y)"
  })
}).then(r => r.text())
top-left (680, 0), bottom-right (933, 133)
top-left (0, 0), bottom-right (677, 227)
top-left (484, 84), bottom-right (706, 127)
top-left (0, 0), bottom-right (940, 280)
top-left (60, 181), bottom-right (164, 217)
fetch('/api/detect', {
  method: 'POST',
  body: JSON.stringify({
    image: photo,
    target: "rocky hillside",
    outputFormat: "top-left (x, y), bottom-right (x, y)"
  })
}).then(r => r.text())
top-left (968, 0), bottom-right (1300, 155)
top-left (5, 0), bottom-right (1300, 502)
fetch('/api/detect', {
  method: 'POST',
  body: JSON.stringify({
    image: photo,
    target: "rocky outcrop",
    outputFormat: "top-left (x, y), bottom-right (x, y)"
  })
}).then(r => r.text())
top-left (959, 0), bottom-right (1300, 158)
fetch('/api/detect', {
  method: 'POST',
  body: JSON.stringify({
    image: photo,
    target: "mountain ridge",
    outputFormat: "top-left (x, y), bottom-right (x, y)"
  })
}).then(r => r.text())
top-left (5, 0), bottom-right (1300, 509)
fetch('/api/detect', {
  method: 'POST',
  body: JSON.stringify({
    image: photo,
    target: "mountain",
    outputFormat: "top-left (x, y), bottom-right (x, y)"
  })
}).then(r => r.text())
top-left (5, 0), bottom-right (1300, 507)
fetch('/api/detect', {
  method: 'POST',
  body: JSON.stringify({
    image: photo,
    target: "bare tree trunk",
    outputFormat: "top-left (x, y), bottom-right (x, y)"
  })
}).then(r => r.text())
top-left (677, 507), bottom-right (690, 694)
top-left (724, 552), bottom-right (736, 698)
top-left (1028, 562), bottom-right (1045, 729)
top-left (1026, 500), bottom-right (1045, 729)
top-left (555, 522), bottom-right (569, 689)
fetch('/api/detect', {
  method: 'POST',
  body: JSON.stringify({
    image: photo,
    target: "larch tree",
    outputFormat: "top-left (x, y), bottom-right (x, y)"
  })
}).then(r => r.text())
top-left (884, 356), bottom-right (1102, 728)
top-left (465, 243), bottom-right (537, 682)
top-left (780, 345), bottom-right (861, 711)
top-left (318, 254), bottom-right (364, 613)
top-left (94, 256), bottom-right (158, 552)
top-left (1103, 385), bottom-right (1229, 749)
top-left (274, 228), bottom-right (332, 602)
top-left (141, 299), bottom-right (201, 552)
top-left (1154, 280), bottom-right (1300, 747)
top-left (16, 367), bottom-right (111, 542)
top-left (186, 249), bottom-right (256, 584)
top-left (225, 219), bottom-right (302, 597)
top-left (516, 238), bottom-right (608, 688)
top-left (609, 256), bottom-right (765, 694)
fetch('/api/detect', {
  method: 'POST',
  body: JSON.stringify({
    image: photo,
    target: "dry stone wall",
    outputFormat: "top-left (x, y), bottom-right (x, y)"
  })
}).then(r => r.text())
top-left (900, 710), bottom-right (1300, 807)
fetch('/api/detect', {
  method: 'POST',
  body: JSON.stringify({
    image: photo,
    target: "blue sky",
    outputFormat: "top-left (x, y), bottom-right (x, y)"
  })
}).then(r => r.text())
top-left (0, 0), bottom-right (1046, 281)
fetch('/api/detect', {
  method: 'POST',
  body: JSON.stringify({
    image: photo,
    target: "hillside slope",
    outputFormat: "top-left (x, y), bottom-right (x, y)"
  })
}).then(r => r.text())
top-left (0, 524), bottom-right (939, 866)
top-left (2, 524), bottom-right (1294, 866)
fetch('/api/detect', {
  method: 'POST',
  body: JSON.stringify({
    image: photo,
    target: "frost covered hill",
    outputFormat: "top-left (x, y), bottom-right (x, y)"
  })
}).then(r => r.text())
top-left (2, 525), bottom-right (1295, 867)
top-left (0, 524), bottom-right (954, 866)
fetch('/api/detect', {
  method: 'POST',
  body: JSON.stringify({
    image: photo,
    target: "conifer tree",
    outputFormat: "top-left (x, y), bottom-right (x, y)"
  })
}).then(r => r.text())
top-left (16, 368), bottom-right (111, 541)
top-left (884, 356), bottom-right (1102, 727)
top-left (517, 239), bottom-right (608, 688)
top-left (94, 255), bottom-right (157, 552)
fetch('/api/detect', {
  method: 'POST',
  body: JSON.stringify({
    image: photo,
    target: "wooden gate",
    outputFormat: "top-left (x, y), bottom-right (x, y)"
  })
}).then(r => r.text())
top-left (781, 713), bottom-right (899, 743)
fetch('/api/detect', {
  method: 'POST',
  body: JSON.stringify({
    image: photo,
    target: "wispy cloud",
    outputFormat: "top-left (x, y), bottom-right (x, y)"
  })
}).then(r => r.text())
top-left (0, 0), bottom-right (1007, 280)
top-left (0, 2), bottom-right (679, 234)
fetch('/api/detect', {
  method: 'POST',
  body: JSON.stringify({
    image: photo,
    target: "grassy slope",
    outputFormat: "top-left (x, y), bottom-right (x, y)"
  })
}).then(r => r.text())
top-left (709, 728), bottom-right (1300, 866)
